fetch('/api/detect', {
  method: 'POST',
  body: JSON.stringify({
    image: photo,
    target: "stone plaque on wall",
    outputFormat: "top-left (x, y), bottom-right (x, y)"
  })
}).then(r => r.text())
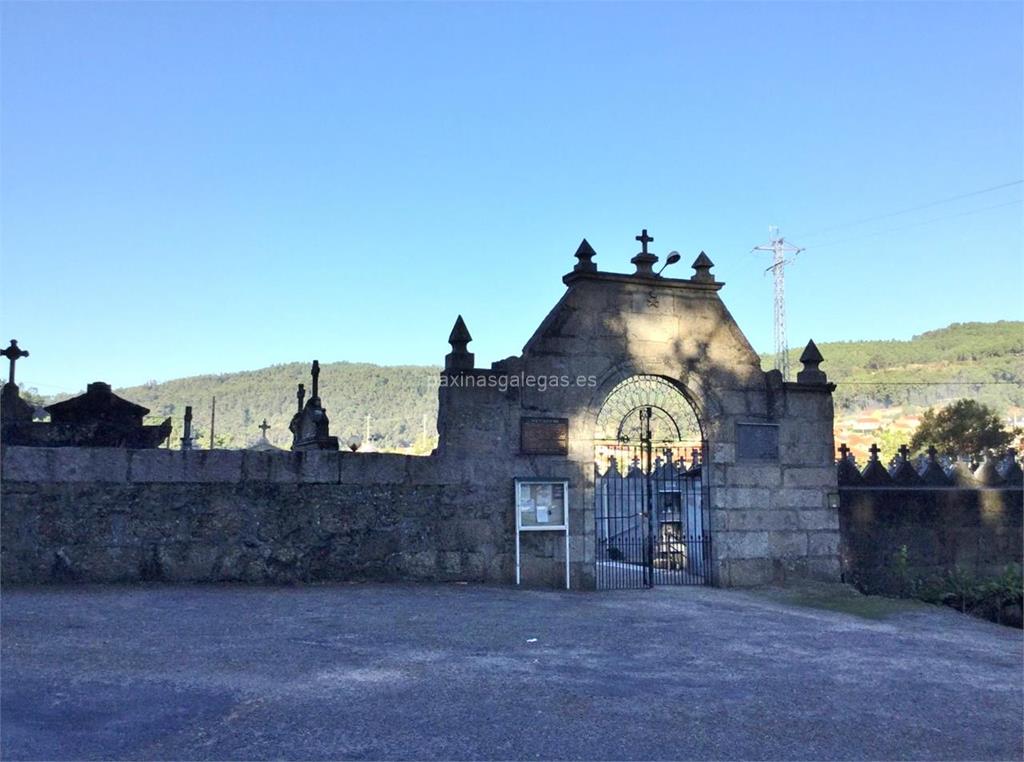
top-left (520, 417), bottom-right (569, 455)
top-left (736, 423), bottom-right (779, 462)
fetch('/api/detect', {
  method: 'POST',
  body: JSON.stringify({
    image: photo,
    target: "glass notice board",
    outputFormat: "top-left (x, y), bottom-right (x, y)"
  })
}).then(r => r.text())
top-left (517, 480), bottom-right (567, 529)
top-left (514, 479), bottom-right (570, 589)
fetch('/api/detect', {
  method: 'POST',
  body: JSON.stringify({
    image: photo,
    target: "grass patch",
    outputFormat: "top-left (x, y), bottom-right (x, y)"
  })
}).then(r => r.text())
top-left (747, 581), bottom-right (931, 620)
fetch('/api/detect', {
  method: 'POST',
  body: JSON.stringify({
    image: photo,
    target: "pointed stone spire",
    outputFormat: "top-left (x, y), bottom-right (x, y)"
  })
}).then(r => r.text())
top-left (860, 443), bottom-right (892, 485)
top-left (445, 315), bottom-right (474, 371)
top-left (973, 451), bottom-right (1006, 486)
top-left (449, 315), bottom-right (471, 349)
top-left (920, 445), bottom-right (951, 486)
top-left (836, 443), bottom-right (862, 485)
top-left (892, 444), bottom-right (922, 485)
top-left (796, 339), bottom-right (828, 384)
top-left (573, 239), bottom-right (597, 272)
top-left (950, 457), bottom-right (978, 486)
top-left (690, 252), bottom-right (715, 283)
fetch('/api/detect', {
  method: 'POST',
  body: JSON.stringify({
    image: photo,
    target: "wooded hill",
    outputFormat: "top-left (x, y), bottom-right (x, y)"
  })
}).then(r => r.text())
top-left (34, 321), bottom-right (1023, 450)
top-left (112, 363), bottom-right (440, 451)
top-left (773, 321), bottom-right (1023, 414)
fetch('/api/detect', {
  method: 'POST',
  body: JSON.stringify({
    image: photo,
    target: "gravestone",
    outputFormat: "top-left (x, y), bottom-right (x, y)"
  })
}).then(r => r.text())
top-left (289, 361), bottom-right (339, 451)
top-left (6, 381), bottom-right (170, 448)
top-left (0, 340), bottom-right (34, 426)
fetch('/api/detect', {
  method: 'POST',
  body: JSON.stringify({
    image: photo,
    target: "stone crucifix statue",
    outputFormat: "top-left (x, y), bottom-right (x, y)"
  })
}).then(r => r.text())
top-left (1, 339), bottom-right (29, 385)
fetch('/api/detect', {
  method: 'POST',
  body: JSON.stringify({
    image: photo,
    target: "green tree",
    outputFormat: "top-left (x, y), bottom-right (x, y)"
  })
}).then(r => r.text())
top-left (909, 399), bottom-right (1018, 457)
top-left (872, 426), bottom-right (909, 464)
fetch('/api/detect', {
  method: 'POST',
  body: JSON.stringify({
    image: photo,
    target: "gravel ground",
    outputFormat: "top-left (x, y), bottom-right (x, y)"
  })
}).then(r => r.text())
top-left (1, 582), bottom-right (1021, 761)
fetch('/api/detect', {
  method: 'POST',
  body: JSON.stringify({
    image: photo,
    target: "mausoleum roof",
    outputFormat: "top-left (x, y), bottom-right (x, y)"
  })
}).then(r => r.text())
top-left (46, 382), bottom-right (150, 423)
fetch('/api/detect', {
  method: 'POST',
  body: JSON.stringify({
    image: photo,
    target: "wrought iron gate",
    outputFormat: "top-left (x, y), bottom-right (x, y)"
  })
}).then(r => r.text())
top-left (595, 406), bottom-right (712, 589)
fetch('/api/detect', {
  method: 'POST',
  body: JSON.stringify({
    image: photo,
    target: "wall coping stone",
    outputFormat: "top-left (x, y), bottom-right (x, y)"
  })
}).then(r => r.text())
top-left (0, 446), bottom-right (455, 485)
top-left (839, 485), bottom-right (1023, 493)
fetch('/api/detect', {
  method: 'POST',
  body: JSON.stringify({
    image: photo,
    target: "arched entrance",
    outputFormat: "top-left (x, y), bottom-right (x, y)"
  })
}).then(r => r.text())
top-left (594, 375), bottom-right (712, 589)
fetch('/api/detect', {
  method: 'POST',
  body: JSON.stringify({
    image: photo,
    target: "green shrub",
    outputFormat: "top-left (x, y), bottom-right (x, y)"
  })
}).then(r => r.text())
top-left (890, 544), bottom-right (1022, 627)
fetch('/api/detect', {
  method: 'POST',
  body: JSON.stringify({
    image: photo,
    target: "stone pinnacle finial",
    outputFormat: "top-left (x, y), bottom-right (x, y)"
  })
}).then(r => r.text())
top-left (296, 383), bottom-right (306, 413)
top-left (690, 252), bottom-right (715, 283)
top-left (573, 239), bottom-right (597, 272)
top-left (796, 339), bottom-right (827, 384)
top-left (630, 229), bottom-right (658, 277)
top-left (449, 315), bottom-right (472, 347)
top-left (445, 315), bottom-right (474, 371)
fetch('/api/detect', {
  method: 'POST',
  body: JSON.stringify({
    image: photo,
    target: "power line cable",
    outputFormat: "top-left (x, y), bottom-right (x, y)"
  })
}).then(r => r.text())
top-left (803, 199), bottom-right (1022, 251)
top-left (835, 380), bottom-right (1021, 386)
top-left (793, 179), bottom-right (1022, 239)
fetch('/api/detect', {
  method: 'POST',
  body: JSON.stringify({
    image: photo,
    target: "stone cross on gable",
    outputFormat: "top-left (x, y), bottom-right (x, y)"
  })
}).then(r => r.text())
top-left (635, 229), bottom-right (654, 255)
top-left (868, 443), bottom-right (881, 462)
top-left (898, 444), bottom-right (910, 461)
top-left (631, 229), bottom-right (659, 276)
top-left (838, 443), bottom-right (850, 461)
top-left (1, 339), bottom-right (29, 385)
top-left (259, 419), bottom-right (271, 437)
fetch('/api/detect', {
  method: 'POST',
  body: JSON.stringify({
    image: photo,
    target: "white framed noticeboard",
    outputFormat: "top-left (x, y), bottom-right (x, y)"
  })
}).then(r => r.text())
top-left (514, 478), bottom-right (570, 589)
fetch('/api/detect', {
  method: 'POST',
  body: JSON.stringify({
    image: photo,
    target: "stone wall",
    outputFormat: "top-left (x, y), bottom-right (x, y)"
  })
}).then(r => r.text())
top-left (1, 447), bottom-right (514, 585)
top-left (2, 244), bottom-right (845, 589)
top-left (839, 486), bottom-right (1023, 594)
top-left (708, 383), bottom-right (839, 585)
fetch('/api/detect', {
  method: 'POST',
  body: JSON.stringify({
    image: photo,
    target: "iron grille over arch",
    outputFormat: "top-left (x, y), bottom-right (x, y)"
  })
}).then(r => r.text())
top-left (593, 374), bottom-right (712, 589)
top-left (594, 375), bottom-right (702, 447)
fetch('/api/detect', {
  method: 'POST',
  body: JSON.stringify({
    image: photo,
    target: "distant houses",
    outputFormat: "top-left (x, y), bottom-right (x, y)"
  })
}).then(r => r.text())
top-left (835, 402), bottom-right (1022, 461)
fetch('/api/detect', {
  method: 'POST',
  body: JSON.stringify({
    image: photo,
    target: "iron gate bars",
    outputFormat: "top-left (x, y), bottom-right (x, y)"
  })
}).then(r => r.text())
top-left (595, 407), bottom-right (711, 589)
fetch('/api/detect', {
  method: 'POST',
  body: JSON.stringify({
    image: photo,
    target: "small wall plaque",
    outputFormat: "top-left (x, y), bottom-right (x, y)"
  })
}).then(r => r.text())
top-left (737, 422), bottom-right (780, 462)
top-left (520, 417), bottom-right (569, 455)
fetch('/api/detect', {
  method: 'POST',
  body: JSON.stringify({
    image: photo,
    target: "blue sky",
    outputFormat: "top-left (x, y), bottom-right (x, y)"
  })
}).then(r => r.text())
top-left (2, 1), bottom-right (1021, 394)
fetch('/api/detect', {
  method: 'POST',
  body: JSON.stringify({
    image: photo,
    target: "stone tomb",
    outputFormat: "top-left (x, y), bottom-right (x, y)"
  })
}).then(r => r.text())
top-left (3, 381), bottom-right (171, 449)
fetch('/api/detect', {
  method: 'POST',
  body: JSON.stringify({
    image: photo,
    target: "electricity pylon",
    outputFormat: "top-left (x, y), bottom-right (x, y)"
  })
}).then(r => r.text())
top-left (752, 226), bottom-right (804, 381)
